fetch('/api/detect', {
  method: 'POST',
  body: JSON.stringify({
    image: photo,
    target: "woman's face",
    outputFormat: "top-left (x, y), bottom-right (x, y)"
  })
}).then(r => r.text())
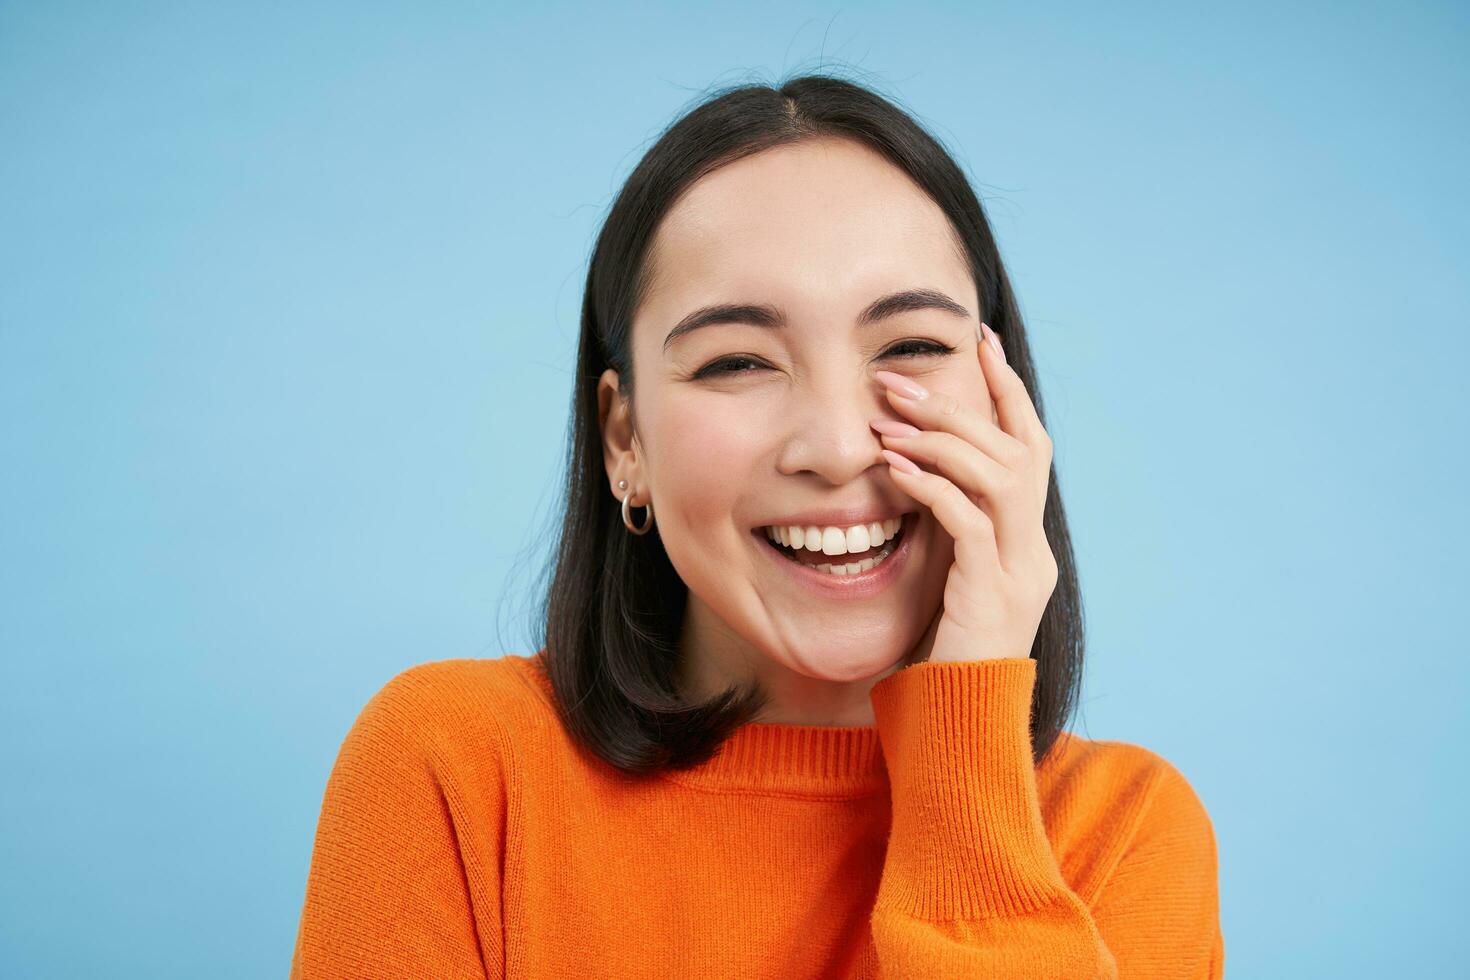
top-left (601, 136), bottom-right (993, 694)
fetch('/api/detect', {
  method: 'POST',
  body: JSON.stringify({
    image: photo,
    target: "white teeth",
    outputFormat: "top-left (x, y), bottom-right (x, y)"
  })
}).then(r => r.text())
top-left (804, 546), bottom-right (894, 577)
top-left (764, 515), bottom-right (907, 563)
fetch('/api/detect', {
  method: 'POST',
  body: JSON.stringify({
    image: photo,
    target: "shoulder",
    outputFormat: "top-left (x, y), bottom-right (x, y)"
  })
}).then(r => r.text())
top-left (335, 652), bottom-right (557, 783)
top-left (1038, 731), bottom-right (1219, 884)
top-left (1042, 731), bottom-right (1212, 815)
top-left (359, 652), bottom-right (553, 730)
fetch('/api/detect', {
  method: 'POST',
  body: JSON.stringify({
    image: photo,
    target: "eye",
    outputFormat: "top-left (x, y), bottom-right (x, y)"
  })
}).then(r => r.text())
top-left (882, 339), bottom-right (958, 359)
top-left (692, 355), bottom-right (770, 380)
top-left (691, 340), bottom-right (956, 381)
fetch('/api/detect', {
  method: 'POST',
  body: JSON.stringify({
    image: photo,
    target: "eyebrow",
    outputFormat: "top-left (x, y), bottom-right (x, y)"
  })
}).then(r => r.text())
top-left (661, 288), bottom-right (973, 352)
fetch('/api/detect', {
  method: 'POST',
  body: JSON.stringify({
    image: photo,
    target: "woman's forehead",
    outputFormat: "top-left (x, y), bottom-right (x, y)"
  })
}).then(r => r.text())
top-left (642, 139), bottom-right (971, 329)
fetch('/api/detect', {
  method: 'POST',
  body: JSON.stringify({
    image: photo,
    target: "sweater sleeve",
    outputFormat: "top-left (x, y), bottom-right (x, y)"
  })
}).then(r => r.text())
top-left (864, 657), bottom-right (1222, 978)
top-left (289, 669), bottom-right (503, 979)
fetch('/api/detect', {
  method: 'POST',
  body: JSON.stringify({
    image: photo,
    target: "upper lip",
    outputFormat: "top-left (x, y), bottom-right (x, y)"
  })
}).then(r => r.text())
top-left (755, 508), bottom-right (912, 530)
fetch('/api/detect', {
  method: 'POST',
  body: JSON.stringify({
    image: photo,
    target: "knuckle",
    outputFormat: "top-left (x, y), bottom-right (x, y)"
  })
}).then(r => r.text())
top-left (998, 438), bottom-right (1027, 467)
top-left (942, 479), bottom-right (969, 509)
top-left (965, 500), bottom-right (994, 537)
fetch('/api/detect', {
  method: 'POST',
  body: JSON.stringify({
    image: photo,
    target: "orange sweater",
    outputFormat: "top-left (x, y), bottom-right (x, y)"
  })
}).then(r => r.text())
top-left (290, 652), bottom-right (1223, 978)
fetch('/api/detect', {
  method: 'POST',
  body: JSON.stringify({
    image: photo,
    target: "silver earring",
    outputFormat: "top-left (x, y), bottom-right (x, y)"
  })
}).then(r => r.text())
top-left (620, 483), bottom-right (654, 535)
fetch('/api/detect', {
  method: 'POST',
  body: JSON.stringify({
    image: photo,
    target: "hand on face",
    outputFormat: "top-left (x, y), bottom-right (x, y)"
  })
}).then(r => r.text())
top-left (869, 322), bottom-right (1058, 664)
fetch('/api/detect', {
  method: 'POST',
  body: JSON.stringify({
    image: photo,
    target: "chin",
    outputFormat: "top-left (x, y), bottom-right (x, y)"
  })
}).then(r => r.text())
top-left (780, 633), bottom-right (912, 683)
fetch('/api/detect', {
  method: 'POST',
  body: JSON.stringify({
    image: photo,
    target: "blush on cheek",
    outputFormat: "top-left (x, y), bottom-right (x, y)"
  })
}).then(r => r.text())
top-left (642, 397), bottom-right (769, 635)
top-left (647, 396), bottom-right (766, 537)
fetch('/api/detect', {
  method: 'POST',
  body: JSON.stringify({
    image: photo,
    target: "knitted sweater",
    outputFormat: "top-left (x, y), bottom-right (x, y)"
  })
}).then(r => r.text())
top-left (290, 651), bottom-right (1223, 977)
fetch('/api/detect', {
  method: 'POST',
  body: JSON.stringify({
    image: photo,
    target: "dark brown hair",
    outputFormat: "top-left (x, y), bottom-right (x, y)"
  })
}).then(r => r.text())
top-left (531, 71), bottom-right (1084, 776)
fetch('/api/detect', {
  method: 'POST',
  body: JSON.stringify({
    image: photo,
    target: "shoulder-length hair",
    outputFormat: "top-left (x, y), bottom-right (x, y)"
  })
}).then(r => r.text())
top-left (534, 72), bottom-right (1084, 776)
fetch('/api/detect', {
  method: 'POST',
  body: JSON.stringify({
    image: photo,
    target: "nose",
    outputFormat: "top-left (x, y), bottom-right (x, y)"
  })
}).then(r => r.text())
top-left (773, 369), bottom-right (890, 486)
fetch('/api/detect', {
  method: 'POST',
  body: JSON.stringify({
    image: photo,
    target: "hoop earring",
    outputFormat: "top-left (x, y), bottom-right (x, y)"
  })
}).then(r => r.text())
top-left (618, 479), bottom-right (654, 535)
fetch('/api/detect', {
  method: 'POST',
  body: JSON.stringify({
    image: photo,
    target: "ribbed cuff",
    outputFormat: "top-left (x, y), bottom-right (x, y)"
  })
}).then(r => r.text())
top-left (869, 657), bottom-right (1067, 921)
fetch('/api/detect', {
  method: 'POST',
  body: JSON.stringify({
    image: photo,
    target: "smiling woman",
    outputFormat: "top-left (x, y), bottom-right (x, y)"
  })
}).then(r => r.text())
top-left (290, 74), bottom-right (1224, 978)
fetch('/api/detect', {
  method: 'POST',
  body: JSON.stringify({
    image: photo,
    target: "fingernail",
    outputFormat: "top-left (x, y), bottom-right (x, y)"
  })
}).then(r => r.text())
top-left (869, 418), bottom-right (921, 438)
top-left (880, 448), bottom-right (921, 474)
top-left (874, 370), bottom-right (929, 400)
top-left (982, 322), bottom-right (1005, 363)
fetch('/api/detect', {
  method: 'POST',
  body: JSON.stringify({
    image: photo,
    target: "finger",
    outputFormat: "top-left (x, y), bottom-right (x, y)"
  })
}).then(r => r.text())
top-left (973, 323), bottom-right (999, 426)
top-left (880, 447), bottom-right (1000, 574)
top-left (874, 370), bottom-right (1028, 473)
top-left (980, 322), bottom-right (1054, 503)
top-left (873, 424), bottom-right (1035, 560)
top-left (978, 322), bottom-right (1052, 457)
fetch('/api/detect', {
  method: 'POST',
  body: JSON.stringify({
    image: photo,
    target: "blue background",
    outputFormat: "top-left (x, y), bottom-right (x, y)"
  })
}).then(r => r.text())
top-left (2, 2), bottom-right (1465, 976)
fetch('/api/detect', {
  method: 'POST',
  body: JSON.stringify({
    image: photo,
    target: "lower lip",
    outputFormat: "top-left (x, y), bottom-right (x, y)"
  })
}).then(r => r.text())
top-left (752, 515), bottom-right (916, 600)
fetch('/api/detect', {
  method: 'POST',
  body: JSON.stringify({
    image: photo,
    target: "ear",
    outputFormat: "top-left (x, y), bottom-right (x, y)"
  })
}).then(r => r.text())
top-left (597, 368), bottom-right (642, 501)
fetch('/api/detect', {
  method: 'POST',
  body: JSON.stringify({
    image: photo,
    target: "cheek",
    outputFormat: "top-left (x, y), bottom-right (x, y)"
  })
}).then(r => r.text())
top-left (645, 394), bottom-right (764, 535)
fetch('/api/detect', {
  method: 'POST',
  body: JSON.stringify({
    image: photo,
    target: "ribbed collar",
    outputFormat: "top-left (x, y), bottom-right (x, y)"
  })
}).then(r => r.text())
top-left (517, 651), bottom-right (889, 798)
top-left (659, 715), bottom-right (888, 798)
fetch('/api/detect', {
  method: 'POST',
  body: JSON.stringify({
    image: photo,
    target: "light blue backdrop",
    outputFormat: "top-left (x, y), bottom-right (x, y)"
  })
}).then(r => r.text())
top-left (2, 2), bottom-right (1464, 976)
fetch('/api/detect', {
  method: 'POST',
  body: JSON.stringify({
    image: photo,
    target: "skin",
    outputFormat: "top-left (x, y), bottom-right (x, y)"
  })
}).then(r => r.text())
top-left (598, 136), bottom-right (1057, 727)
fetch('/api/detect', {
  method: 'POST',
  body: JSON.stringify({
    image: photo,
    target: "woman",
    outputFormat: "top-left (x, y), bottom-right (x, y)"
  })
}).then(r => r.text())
top-left (290, 74), bottom-right (1223, 978)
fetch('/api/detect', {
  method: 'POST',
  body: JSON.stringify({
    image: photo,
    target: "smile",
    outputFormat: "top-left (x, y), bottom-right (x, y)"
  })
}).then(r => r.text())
top-left (759, 516), bottom-right (909, 575)
top-left (749, 512), bottom-right (917, 600)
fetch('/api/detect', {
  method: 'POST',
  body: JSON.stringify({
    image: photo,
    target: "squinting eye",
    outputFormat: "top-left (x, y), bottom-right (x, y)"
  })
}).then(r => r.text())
top-left (693, 340), bottom-right (955, 381)
top-left (692, 355), bottom-right (769, 379)
top-left (883, 339), bottom-right (958, 359)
